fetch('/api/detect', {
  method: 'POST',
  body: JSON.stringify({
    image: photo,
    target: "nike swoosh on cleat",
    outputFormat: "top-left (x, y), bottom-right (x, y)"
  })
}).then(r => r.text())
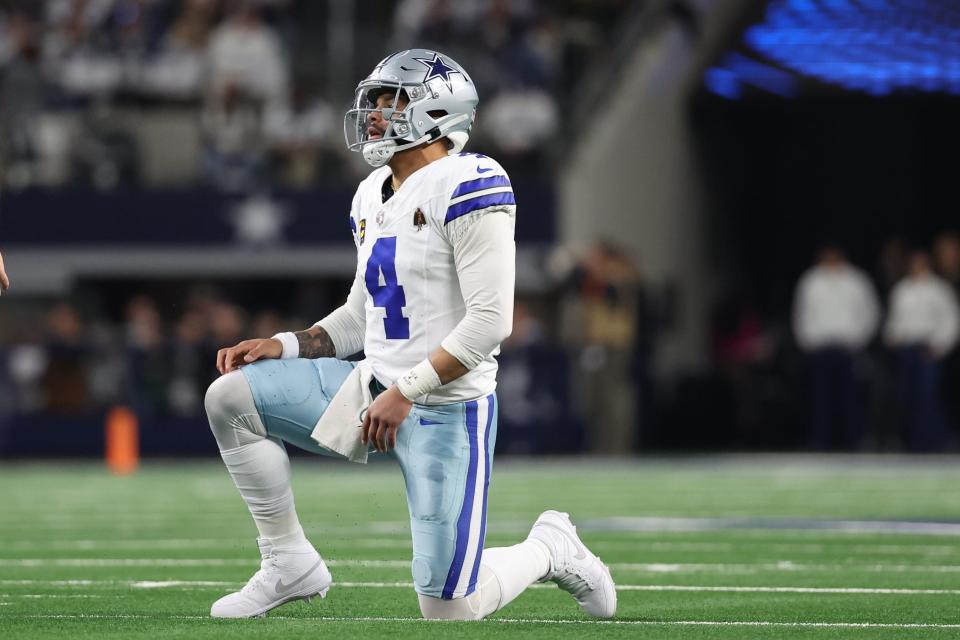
top-left (274, 558), bottom-right (324, 595)
top-left (476, 166), bottom-right (493, 173)
top-left (541, 521), bottom-right (588, 560)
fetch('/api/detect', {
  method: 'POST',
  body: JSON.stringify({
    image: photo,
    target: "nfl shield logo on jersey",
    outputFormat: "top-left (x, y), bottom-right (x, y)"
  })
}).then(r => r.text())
top-left (376, 210), bottom-right (385, 226)
top-left (413, 208), bottom-right (426, 231)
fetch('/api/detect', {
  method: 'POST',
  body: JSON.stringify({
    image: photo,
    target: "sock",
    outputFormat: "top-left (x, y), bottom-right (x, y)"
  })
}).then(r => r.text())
top-left (477, 541), bottom-right (551, 612)
top-left (218, 437), bottom-right (309, 546)
top-left (205, 372), bottom-right (309, 549)
top-left (418, 540), bottom-right (551, 620)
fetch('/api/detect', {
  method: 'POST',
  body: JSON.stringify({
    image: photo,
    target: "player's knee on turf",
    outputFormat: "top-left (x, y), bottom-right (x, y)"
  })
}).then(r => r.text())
top-left (204, 371), bottom-right (267, 449)
top-left (417, 593), bottom-right (483, 621)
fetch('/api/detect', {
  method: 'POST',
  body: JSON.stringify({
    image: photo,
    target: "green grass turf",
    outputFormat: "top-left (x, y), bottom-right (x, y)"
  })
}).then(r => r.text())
top-left (1, 456), bottom-right (960, 639)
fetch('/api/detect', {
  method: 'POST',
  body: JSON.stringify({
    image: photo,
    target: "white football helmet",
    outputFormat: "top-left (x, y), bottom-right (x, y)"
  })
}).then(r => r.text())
top-left (344, 49), bottom-right (479, 167)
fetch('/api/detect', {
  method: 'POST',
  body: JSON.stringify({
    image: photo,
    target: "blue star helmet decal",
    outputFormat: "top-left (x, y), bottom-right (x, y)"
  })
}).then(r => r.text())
top-left (413, 52), bottom-right (462, 90)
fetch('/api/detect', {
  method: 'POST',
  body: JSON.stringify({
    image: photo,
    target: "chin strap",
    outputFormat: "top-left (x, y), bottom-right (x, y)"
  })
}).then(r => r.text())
top-left (361, 114), bottom-right (470, 167)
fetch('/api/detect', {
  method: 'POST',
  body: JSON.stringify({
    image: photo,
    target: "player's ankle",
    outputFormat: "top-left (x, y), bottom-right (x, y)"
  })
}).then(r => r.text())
top-left (525, 538), bottom-right (553, 579)
top-left (266, 528), bottom-right (313, 553)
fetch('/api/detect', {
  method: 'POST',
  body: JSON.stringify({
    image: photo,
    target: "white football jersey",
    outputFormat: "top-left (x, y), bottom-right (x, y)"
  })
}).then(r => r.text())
top-left (348, 152), bottom-right (516, 404)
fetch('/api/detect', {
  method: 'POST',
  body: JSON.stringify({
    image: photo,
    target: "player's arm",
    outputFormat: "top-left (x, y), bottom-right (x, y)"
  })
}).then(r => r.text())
top-left (215, 325), bottom-right (335, 374)
top-left (216, 270), bottom-right (367, 374)
top-left (429, 210), bottom-right (515, 382)
top-left (363, 210), bottom-right (515, 452)
top-left (0, 251), bottom-right (10, 294)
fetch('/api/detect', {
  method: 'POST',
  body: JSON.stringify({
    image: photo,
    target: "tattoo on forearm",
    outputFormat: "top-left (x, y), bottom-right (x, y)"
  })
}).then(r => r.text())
top-left (295, 327), bottom-right (337, 359)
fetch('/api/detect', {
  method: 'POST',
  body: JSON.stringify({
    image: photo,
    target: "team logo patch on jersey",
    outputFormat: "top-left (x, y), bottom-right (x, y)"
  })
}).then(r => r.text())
top-left (413, 208), bottom-right (426, 231)
top-left (359, 219), bottom-right (367, 245)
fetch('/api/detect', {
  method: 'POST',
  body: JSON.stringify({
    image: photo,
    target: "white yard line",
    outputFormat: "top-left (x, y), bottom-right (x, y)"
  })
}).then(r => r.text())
top-left (333, 583), bottom-right (960, 595)
top-left (4, 578), bottom-right (960, 596)
top-left (613, 585), bottom-right (960, 595)
top-left (1, 613), bottom-right (959, 628)
top-left (7, 539), bottom-right (232, 551)
top-left (622, 541), bottom-right (960, 555)
top-left (0, 558), bottom-right (410, 568)
top-left (612, 561), bottom-right (960, 573)
top-left (0, 594), bottom-right (104, 598)
top-left (6, 557), bottom-right (960, 573)
top-left (6, 538), bottom-right (959, 556)
top-left (4, 537), bottom-right (960, 558)
top-left (131, 581), bottom-right (238, 588)
top-left (22, 515), bottom-right (959, 537)
top-left (582, 517), bottom-right (960, 536)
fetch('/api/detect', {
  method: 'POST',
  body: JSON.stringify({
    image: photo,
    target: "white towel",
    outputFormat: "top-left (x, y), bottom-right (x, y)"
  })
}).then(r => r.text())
top-left (309, 360), bottom-right (374, 463)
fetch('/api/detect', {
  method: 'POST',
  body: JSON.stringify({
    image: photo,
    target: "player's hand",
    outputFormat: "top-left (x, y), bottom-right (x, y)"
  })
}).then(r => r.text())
top-left (0, 251), bottom-right (9, 294)
top-left (216, 338), bottom-right (283, 375)
top-left (361, 386), bottom-right (413, 453)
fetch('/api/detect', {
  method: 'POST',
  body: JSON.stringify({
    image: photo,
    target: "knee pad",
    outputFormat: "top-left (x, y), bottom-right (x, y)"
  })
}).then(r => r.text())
top-left (205, 371), bottom-right (267, 449)
top-left (417, 592), bottom-right (482, 621)
top-left (417, 564), bottom-right (502, 621)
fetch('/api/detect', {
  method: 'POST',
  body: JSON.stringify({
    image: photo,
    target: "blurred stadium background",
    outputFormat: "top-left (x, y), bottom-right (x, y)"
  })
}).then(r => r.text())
top-left (2, 0), bottom-right (960, 459)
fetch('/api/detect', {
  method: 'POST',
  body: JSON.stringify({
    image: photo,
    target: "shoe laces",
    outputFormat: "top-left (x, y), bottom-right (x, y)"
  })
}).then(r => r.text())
top-left (240, 552), bottom-right (279, 596)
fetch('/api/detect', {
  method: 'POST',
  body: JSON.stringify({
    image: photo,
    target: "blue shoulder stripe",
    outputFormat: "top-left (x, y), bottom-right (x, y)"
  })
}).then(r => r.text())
top-left (451, 174), bottom-right (511, 199)
top-left (444, 191), bottom-right (516, 225)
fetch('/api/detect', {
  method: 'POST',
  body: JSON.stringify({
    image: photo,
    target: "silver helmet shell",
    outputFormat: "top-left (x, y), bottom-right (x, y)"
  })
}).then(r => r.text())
top-left (344, 49), bottom-right (479, 167)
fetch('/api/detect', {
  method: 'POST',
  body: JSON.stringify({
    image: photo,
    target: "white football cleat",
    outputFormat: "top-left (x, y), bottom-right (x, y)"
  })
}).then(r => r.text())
top-left (210, 538), bottom-right (332, 618)
top-left (527, 510), bottom-right (617, 618)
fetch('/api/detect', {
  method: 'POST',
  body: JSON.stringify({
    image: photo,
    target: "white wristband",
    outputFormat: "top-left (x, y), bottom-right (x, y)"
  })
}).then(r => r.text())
top-left (271, 332), bottom-right (300, 360)
top-left (395, 358), bottom-right (442, 402)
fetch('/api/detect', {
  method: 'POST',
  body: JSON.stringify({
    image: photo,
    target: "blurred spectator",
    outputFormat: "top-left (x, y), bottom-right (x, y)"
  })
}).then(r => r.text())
top-left (481, 85), bottom-right (558, 175)
top-left (559, 241), bottom-right (642, 454)
top-left (7, 343), bottom-right (48, 413)
top-left (167, 308), bottom-right (209, 416)
top-left (0, 12), bottom-right (46, 187)
top-left (206, 1), bottom-right (287, 105)
top-left (496, 301), bottom-right (582, 453)
top-left (711, 292), bottom-right (775, 443)
top-left (207, 299), bottom-right (247, 349)
top-left (201, 83), bottom-right (265, 190)
top-left (71, 100), bottom-right (141, 189)
top-left (934, 231), bottom-right (960, 435)
top-left (43, 302), bottom-right (90, 413)
top-left (140, 0), bottom-right (219, 99)
top-left (885, 251), bottom-right (960, 451)
top-left (46, 0), bottom-right (125, 98)
top-left (264, 80), bottom-right (337, 188)
top-left (200, 1), bottom-right (291, 190)
top-left (792, 244), bottom-right (880, 450)
top-left (123, 295), bottom-right (169, 415)
top-left (250, 309), bottom-right (284, 339)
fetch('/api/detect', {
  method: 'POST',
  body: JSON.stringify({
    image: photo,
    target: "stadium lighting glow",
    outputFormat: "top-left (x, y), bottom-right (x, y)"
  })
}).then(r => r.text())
top-left (704, 0), bottom-right (960, 98)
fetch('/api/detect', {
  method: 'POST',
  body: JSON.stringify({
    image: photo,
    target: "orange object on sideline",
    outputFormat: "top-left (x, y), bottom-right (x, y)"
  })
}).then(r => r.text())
top-left (105, 406), bottom-right (139, 475)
